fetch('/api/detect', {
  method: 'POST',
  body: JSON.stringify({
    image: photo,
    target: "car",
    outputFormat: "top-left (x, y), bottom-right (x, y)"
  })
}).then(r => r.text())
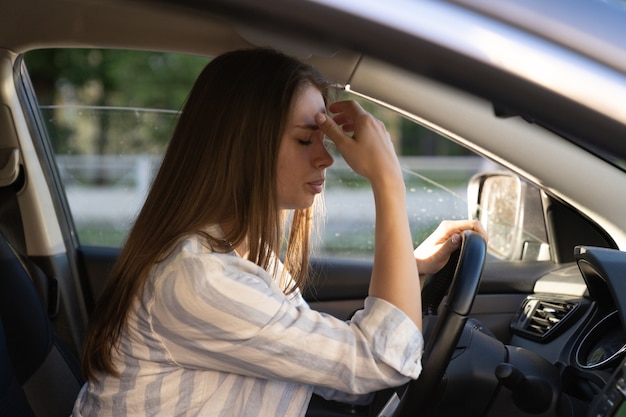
top-left (1, 0), bottom-right (626, 416)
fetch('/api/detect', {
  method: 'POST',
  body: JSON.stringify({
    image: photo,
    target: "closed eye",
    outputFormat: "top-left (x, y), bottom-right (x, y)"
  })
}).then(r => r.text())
top-left (294, 124), bottom-right (319, 146)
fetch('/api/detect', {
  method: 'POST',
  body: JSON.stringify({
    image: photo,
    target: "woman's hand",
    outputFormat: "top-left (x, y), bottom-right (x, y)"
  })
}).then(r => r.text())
top-left (414, 220), bottom-right (488, 276)
top-left (315, 100), bottom-right (403, 188)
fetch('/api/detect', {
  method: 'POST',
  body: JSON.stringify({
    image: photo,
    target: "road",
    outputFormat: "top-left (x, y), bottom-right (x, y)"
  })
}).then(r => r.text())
top-left (66, 184), bottom-right (469, 253)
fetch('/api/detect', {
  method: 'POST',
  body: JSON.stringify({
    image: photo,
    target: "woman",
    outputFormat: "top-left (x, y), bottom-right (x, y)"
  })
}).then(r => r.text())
top-left (73, 47), bottom-right (485, 416)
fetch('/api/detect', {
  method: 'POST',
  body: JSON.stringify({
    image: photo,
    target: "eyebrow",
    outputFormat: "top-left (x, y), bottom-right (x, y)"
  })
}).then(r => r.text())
top-left (294, 123), bottom-right (319, 131)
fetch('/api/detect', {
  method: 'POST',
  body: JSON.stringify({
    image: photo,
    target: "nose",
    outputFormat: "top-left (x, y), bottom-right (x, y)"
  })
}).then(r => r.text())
top-left (313, 137), bottom-right (334, 169)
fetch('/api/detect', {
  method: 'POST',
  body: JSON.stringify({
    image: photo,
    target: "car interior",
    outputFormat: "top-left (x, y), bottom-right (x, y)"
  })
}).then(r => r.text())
top-left (2, 0), bottom-right (626, 417)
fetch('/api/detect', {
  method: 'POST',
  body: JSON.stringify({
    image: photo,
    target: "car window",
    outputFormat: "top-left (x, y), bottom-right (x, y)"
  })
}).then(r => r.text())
top-left (24, 48), bottom-right (551, 262)
top-left (25, 49), bottom-right (208, 246)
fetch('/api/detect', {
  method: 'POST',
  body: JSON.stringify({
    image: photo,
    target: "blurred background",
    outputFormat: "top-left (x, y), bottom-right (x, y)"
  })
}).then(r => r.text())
top-left (25, 49), bottom-right (489, 258)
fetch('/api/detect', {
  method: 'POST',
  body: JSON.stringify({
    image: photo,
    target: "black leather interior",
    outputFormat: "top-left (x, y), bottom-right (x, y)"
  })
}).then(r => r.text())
top-left (0, 236), bottom-right (83, 417)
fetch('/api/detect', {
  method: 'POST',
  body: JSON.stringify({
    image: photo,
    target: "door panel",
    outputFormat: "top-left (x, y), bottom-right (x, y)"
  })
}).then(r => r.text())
top-left (76, 246), bottom-right (120, 313)
top-left (78, 244), bottom-right (549, 343)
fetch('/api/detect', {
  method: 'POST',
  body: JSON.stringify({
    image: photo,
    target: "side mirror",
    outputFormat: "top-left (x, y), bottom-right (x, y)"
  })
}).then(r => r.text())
top-left (467, 172), bottom-right (550, 261)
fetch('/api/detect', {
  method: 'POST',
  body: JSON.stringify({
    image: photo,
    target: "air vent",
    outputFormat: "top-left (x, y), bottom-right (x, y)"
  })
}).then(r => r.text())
top-left (511, 297), bottom-right (583, 342)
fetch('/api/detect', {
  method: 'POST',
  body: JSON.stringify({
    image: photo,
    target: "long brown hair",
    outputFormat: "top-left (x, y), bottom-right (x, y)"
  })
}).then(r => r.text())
top-left (81, 48), bottom-right (330, 380)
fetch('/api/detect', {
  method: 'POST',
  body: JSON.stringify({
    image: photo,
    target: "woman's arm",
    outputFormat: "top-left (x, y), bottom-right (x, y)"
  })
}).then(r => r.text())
top-left (150, 247), bottom-right (422, 394)
top-left (316, 102), bottom-right (422, 330)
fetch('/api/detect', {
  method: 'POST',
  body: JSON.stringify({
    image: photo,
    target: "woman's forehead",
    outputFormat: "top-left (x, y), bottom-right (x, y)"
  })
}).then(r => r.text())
top-left (289, 85), bottom-right (325, 126)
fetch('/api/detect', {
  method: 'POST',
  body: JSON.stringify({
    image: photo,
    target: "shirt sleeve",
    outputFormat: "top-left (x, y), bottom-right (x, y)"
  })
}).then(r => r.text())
top-left (147, 248), bottom-right (424, 396)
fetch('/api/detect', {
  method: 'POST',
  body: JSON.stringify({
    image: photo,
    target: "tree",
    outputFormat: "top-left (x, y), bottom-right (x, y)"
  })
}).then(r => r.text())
top-left (25, 49), bottom-right (208, 158)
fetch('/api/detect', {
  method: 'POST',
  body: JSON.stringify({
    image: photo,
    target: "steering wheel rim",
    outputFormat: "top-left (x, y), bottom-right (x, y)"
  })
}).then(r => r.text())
top-left (392, 230), bottom-right (487, 417)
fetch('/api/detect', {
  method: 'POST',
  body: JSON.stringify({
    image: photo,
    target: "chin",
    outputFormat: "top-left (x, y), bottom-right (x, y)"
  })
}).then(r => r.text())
top-left (280, 199), bottom-right (315, 211)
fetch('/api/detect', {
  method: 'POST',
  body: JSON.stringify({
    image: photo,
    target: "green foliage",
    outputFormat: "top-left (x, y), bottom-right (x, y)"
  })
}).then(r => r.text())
top-left (25, 49), bottom-right (209, 156)
top-left (25, 48), bottom-right (471, 158)
top-left (77, 223), bottom-right (127, 247)
top-left (25, 49), bottom-right (208, 107)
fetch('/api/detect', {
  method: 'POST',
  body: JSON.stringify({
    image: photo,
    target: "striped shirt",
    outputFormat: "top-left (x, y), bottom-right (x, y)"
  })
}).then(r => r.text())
top-left (72, 228), bottom-right (423, 416)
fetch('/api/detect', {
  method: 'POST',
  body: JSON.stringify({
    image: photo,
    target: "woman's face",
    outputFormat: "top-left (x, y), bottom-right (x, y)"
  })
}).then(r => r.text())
top-left (276, 85), bottom-right (334, 210)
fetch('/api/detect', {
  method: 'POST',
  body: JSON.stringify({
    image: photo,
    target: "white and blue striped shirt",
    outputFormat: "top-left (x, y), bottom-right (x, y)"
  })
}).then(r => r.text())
top-left (73, 229), bottom-right (423, 417)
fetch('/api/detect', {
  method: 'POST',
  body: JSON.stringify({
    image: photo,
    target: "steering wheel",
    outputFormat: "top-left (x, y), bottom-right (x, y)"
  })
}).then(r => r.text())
top-left (392, 230), bottom-right (486, 417)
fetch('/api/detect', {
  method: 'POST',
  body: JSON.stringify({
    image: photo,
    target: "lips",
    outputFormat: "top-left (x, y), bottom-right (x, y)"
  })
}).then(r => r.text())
top-left (307, 178), bottom-right (325, 194)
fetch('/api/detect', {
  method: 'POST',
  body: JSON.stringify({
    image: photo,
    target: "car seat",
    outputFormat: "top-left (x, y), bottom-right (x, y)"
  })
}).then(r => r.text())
top-left (0, 235), bottom-right (83, 417)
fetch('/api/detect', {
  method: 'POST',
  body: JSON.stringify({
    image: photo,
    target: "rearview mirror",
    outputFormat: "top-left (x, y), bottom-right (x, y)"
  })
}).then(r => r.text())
top-left (468, 172), bottom-right (550, 261)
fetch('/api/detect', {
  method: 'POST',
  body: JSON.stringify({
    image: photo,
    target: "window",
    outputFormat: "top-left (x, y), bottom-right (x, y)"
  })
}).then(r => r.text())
top-left (24, 48), bottom-right (549, 261)
top-left (26, 49), bottom-right (208, 246)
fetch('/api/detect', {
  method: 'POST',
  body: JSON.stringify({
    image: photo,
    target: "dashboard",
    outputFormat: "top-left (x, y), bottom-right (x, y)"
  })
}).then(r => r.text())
top-left (577, 311), bottom-right (626, 370)
top-left (508, 246), bottom-right (626, 417)
top-left (435, 245), bottom-right (626, 417)
top-left (588, 353), bottom-right (626, 417)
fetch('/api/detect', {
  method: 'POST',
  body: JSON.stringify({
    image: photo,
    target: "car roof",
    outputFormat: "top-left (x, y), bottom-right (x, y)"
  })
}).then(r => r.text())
top-left (454, 0), bottom-right (626, 73)
top-left (4, 0), bottom-right (625, 151)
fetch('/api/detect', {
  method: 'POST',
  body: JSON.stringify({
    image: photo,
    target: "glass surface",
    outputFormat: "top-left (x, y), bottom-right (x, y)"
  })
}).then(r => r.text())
top-left (479, 175), bottom-right (522, 259)
top-left (25, 48), bottom-right (549, 261)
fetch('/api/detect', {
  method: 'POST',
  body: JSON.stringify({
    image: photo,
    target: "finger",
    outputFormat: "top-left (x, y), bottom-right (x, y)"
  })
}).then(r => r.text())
top-left (438, 233), bottom-right (462, 261)
top-left (449, 233), bottom-right (462, 247)
top-left (438, 219), bottom-right (487, 241)
top-left (471, 220), bottom-right (489, 242)
top-left (340, 123), bottom-right (355, 133)
top-left (451, 220), bottom-right (488, 243)
top-left (331, 113), bottom-right (355, 133)
top-left (315, 112), bottom-right (351, 146)
top-left (332, 112), bottom-right (355, 126)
